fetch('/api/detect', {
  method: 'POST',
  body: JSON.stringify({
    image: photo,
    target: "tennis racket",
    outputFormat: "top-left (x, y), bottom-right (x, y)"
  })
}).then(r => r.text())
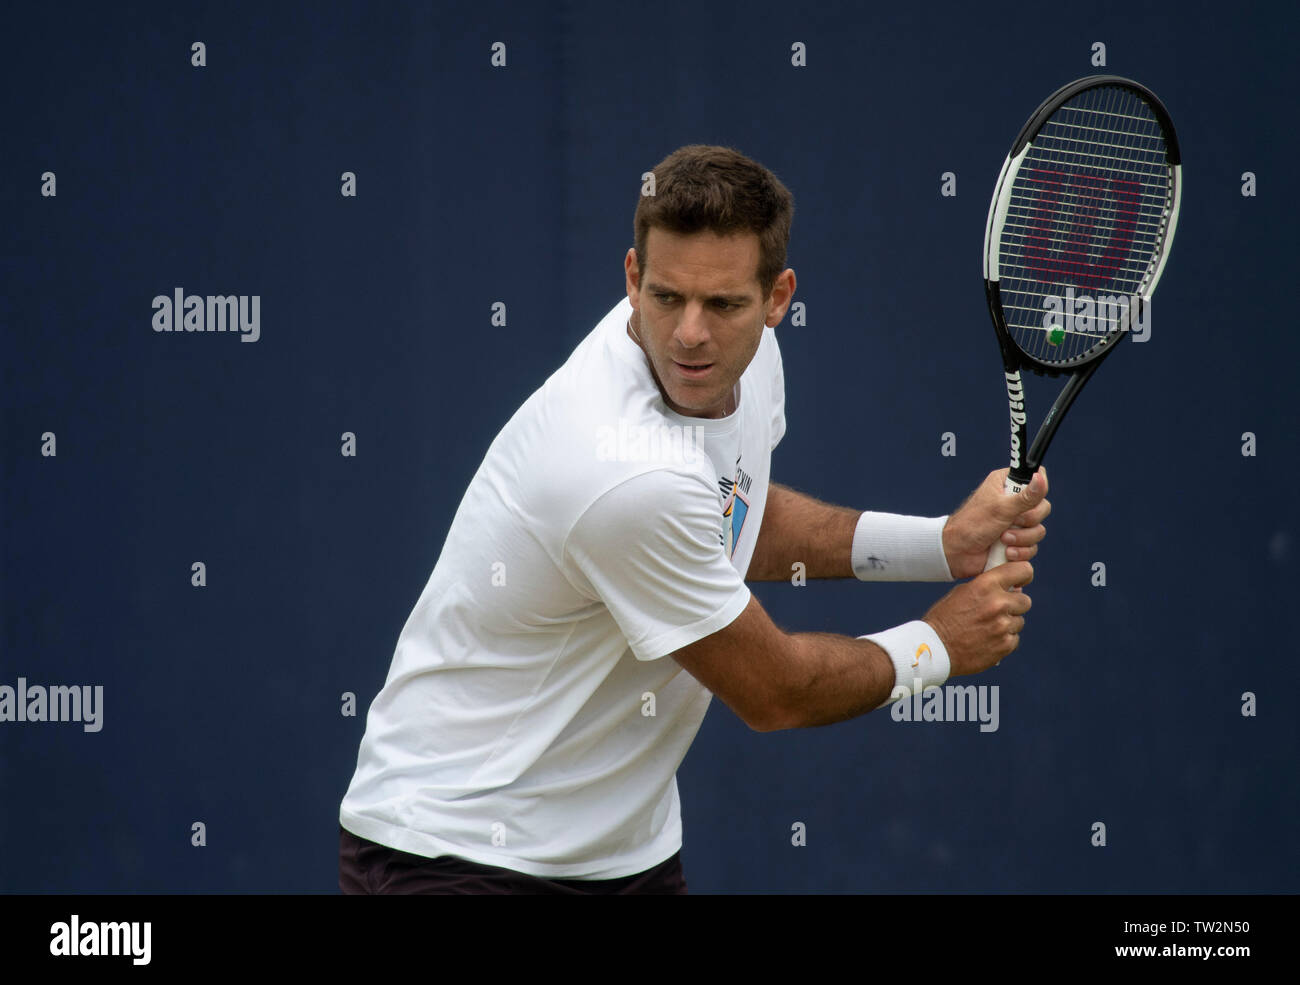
top-left (982, 75), bottom-right (1181, 570)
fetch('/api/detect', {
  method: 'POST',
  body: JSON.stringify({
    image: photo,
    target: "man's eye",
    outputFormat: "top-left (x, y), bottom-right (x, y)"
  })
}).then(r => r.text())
top-left (655, 294), bottom-right (676, 304)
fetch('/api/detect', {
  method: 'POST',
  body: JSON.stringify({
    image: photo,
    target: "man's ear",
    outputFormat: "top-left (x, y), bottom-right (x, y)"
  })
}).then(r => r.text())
top-left (624, 248), bottom-right (640, 306)
top-left (763, 268), bottom-right (797, 326)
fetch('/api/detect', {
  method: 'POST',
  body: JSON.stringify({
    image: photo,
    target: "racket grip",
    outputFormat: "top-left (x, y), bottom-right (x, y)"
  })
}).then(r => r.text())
top-left (982, 474), bottom-right (1029, 571)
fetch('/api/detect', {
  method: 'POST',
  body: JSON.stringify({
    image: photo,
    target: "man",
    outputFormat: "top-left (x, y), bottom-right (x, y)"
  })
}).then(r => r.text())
top-left (338, 145), bottom-right (1049, 894)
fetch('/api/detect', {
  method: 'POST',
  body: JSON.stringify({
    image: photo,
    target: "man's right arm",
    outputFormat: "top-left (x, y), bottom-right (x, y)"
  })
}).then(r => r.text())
top-left (671, 561), bottom-right (1035, 732)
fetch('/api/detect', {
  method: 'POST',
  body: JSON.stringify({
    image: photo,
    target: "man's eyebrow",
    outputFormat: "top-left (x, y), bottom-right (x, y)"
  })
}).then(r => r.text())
top-left (645, 281), bottom-right (753, 304)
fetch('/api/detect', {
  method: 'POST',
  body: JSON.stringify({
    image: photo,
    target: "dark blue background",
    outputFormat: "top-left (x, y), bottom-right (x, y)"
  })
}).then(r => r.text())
top-left (2, 0), bottom-right (1295, 893)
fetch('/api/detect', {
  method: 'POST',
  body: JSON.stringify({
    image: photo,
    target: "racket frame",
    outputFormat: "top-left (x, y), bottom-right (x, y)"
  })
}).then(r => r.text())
top-left (984, 74), bottom-right (1182, 486)
top-left (981, 75), bottom-right (1182, 568)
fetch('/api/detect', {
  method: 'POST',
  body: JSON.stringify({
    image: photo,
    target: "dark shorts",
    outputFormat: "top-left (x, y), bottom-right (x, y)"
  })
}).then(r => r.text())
top-left (339, 825), bottom-right (688, 895)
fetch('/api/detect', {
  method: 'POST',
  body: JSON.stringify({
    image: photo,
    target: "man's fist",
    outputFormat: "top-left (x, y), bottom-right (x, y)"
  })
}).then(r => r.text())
top-left (942, 468), bottom-right (1051, 579)
top-left (923, 561), bottom-right (1033, 676)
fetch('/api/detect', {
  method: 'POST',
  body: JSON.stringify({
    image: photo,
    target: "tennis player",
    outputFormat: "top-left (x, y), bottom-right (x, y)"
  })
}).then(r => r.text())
top-left (338, 145), bottom-right (1050, 894)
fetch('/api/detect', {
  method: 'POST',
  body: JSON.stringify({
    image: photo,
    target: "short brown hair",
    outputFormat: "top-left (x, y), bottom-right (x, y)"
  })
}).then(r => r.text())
top-left (633, 145), bottom-right (794, 297)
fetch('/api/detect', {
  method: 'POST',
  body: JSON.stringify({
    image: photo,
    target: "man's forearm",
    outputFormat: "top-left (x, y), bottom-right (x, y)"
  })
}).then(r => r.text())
top-left (748, 482), bottom-right (858, 581)
top-left (767, 631), bottom-right (900, 730)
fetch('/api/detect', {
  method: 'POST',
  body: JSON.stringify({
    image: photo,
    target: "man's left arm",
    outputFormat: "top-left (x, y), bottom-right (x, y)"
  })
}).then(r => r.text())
top-left (746, 482), bottom-right (857, 581)
top-left (747, 470), bottom-right (1051, 582)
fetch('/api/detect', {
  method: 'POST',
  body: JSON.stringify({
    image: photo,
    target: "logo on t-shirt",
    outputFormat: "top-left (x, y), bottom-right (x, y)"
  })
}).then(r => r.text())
top-left (719, 455), bottom-right (753, 559)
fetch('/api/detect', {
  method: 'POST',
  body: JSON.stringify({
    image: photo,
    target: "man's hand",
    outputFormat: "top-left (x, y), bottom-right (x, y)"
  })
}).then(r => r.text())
top-left (942, 468), bottom-right (1051, 579)
top-left (923, 561), bottom-right (1034, 675)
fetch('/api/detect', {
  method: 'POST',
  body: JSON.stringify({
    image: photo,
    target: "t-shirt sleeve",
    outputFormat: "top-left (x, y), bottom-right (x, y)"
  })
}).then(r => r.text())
top-left (564, 467), bottom-right (752, 662)
top-left (768, 328), bottom-right (786, 450)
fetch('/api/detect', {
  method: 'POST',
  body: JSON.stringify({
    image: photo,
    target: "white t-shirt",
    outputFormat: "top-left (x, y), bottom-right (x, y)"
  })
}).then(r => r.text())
top-left (339, 296), bottom-right (786, 878)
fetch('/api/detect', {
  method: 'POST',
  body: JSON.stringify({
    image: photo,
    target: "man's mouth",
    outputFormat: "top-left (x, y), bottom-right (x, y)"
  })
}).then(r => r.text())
top-left (673, 360), bottom-right (714, 379)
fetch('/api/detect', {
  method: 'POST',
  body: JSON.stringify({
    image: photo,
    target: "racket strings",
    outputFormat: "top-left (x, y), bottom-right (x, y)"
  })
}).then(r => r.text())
top-left (997, 85), bottom-right (1174, 365)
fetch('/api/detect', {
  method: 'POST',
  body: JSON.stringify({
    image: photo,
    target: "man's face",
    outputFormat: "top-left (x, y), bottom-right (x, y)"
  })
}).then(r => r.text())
top-left (625, 227), bottom-right (794, 419)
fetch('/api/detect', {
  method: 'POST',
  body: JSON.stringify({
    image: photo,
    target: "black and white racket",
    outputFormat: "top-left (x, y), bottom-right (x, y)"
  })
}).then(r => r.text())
top-left (982, 75), bottom-right (1181, 569)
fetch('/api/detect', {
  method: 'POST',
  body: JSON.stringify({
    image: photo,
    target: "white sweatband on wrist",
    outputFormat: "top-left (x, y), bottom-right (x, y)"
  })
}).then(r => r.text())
top-left (851, 512), bottom-right (953, 582)
top-left (861, 620), bottom-right (951, 708)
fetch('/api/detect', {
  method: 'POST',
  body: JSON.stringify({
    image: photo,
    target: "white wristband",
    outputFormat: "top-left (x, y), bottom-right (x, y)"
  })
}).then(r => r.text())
top-left (851, 512), bottom-right (953, 582)
top-left (861, 620), bottom-right (951, 707)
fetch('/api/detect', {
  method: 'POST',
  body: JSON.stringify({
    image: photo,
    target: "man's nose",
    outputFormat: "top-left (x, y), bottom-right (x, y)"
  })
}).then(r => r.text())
top-left (675, 303), bottom-right (711, 348)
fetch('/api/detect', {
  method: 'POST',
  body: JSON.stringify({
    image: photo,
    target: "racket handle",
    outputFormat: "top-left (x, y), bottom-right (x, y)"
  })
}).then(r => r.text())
top-left (982, 474), bottom-right (1029, 571)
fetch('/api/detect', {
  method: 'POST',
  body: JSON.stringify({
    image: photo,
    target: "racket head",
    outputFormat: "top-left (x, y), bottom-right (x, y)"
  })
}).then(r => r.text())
top-left (983, 76), bottom-right (1182, 376)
